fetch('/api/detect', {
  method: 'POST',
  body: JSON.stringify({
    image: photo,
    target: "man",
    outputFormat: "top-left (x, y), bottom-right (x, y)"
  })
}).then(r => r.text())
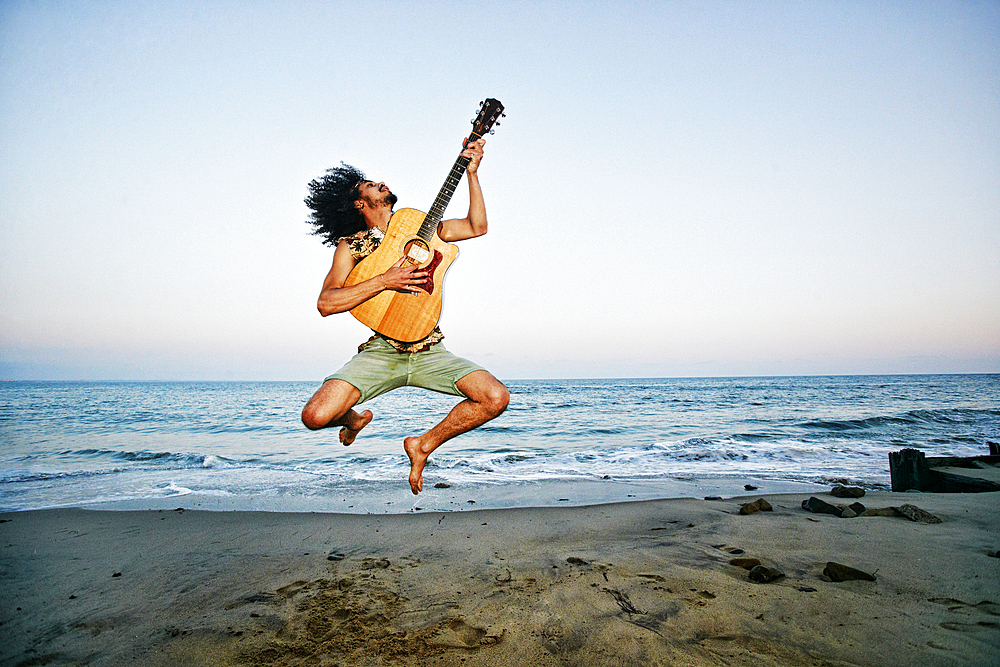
top-left (300, 138), bottom-right (509, 495)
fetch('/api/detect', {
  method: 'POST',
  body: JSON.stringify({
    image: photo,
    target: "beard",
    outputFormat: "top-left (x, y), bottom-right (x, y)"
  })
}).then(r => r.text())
top-left (362, 191), bottom-right (398, 210)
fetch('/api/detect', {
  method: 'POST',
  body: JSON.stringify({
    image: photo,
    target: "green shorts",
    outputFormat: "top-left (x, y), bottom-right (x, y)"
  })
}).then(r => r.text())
top-left (325, 338), bottom-right (486, 405)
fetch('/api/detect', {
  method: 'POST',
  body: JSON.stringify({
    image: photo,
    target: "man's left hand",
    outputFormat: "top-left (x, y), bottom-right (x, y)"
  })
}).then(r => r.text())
top-left (462, 138), bottom-right (486, 174)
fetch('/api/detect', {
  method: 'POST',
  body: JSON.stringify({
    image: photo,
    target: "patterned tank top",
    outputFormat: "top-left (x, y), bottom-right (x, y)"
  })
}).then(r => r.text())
top-left (337, 226), bottom-right (445, 353)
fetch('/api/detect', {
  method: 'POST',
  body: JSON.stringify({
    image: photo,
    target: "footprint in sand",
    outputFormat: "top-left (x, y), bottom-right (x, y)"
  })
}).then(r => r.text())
top-left (425, 618), bottom-right (498, 648)
top-left (929, 597), bottom-right (1000, 633)
top-left (276, 580), bottom-right (309, 598)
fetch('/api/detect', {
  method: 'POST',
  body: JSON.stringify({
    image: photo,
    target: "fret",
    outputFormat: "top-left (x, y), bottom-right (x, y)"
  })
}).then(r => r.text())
top-left (416, 127), bottom-right (490, 241)
top-left (418, 155), bottom-right (473, 240)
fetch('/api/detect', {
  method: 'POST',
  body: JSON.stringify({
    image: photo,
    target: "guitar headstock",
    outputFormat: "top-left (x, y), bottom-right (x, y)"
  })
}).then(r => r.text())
top-left (469, 98), bottom-right (505, 141)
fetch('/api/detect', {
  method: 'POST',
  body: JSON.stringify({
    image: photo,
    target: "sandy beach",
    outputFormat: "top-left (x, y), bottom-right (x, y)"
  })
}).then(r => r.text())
top-left (3, 490), bottom-right (998, 667)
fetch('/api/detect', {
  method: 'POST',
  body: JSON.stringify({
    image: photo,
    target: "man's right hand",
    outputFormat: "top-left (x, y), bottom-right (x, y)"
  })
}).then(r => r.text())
top-left (381, 257), bottom-right (429, 293)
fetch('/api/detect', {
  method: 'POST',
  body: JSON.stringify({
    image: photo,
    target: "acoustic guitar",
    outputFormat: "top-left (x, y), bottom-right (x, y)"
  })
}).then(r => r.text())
top-left (344, 98), bottom-right (505, 343)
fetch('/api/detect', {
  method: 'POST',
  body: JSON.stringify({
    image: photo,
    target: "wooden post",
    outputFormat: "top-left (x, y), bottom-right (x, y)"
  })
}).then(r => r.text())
top-left (889, 448), bottom-right (928, 492)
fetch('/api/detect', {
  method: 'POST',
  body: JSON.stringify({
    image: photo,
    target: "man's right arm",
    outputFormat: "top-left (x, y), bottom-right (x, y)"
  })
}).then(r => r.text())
top-left (316, 240), bottom-right (429, 317)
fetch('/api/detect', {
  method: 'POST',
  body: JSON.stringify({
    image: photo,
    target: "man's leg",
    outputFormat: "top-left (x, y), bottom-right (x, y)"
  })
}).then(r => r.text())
top-left (403, 370), bottom-right (509, 495)
top-left (301, 379), bottom-right (372, 445)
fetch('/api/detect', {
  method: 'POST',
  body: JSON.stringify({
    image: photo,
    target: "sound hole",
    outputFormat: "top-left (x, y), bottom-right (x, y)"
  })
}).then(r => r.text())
top-left (403, 238), bottom-right (431, 267)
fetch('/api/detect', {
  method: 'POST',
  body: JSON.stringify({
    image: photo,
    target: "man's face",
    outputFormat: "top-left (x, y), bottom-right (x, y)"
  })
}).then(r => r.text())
top-left (356, 181), bottom-right (398, 210)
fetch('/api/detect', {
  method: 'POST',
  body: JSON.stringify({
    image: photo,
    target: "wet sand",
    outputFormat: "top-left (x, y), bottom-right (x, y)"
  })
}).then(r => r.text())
top-left (2, 491), bottom-right (998, 666)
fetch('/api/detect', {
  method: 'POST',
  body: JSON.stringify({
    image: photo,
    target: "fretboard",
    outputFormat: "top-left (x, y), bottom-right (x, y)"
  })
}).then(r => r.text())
top-left (417, 134), bottom-right (483, 241)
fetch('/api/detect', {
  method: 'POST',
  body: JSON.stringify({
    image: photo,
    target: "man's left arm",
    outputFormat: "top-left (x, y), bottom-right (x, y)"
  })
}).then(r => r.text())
top-left (438, 138), bottom-right (487, 242)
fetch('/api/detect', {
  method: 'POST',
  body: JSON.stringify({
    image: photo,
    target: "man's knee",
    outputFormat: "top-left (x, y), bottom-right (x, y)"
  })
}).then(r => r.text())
top-left (301, 379), bottom-right (360, 431)
top-left (460, 372), bottom-right (509, 417)
top-left (482, 381), bottom-right (510, 417)
top-left (301, 403), bottom-right (326, 431)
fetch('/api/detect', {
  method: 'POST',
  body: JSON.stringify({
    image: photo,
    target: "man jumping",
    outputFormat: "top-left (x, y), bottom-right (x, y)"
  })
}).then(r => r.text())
top-left (300, 138), bottom-right (508, 495)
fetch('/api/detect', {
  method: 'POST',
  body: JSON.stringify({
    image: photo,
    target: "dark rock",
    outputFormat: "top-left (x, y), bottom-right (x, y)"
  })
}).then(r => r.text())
top-left (567, 557), bottom-right (588, 565)
top-left (988, 551), bottom-right (1000, 559)
top-left (112, 572), bottom-right (122, 578)
top-left (802, 496), bottom-right (842, 516)
top-left (830, 485), bottom-right (866, 498)
top-left (327, 551), bottom-right (346, 561)
top-left (748, 565), bottom-right (785, 583)
top-left (896, 504), bottom-right (942, 524)
top-left (727, 548), bottom-right (745, 555)
top-left (739, 498), bottom-right (773, 515)
top-left (839, 501), bottom-right (867, 518)
top-left (434, 482), bottom-right (451, 489)
top-left (801, 496), bottom-right (864, 518)
top-left (744, 484), bottom-right (758, 490)
top-left (704, 496), bottom-right (722, 500)
top-left (798, 587), bottom-right (818, 592)
top-left (824, 562), bottom-right (876, 582)
top-left (730, 558), bottom-right (762, 570)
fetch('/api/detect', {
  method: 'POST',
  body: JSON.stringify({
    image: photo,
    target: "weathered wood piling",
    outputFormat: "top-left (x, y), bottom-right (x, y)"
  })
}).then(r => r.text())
top-left (889, 446), bottom-right (1000, 493)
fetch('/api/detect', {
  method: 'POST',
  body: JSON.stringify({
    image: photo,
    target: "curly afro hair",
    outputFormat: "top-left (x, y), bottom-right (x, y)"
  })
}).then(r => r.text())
top-left (304, 163), bottom-right (367, 246)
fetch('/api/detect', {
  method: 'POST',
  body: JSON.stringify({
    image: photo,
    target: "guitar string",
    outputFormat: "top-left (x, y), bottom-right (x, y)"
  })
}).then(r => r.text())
top-left (417, 128), bottom-right (488, 241)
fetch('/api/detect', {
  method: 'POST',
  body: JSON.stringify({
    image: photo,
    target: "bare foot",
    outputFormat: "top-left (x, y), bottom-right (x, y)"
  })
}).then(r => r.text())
top-left (403, 436), bottom-right (429, 495)
top-left (339, 410), bottom-right (373, 446)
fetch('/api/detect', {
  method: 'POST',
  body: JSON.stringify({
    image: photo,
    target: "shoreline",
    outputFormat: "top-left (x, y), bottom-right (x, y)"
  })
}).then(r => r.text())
top-left (5, 475), bottom-right (837, 515)
top-left (3, 490), bottom-right (998, 666)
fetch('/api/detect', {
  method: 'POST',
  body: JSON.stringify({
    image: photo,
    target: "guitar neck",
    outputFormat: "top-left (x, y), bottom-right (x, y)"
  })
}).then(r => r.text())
top-left (417, 131), bottom-right (485, 241)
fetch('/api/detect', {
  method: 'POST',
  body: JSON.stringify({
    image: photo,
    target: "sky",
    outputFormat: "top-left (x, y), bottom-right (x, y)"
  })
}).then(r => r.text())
top-left (1, 0), bottom-right (998, 381)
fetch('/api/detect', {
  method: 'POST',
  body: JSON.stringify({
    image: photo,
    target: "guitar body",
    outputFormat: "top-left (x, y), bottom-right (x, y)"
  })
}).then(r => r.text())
top-left (341, 98), bottom-right (504, 343)
top-left (344, 208), bottom-right (459, 342)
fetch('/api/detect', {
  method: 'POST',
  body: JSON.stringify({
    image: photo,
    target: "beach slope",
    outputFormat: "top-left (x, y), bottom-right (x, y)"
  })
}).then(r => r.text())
top-left (2, 491), bottom-right (998, 666)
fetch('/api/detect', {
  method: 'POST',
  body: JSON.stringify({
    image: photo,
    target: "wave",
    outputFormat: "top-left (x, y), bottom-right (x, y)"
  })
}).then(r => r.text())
top-left (4, 449), bottom-right (248, 475)
top-left (1, 468), bottom-right (121, 483)
top-left (76, 449), bottom-right (236, 467)
top-left (799, 407), bottom-right (999, 432)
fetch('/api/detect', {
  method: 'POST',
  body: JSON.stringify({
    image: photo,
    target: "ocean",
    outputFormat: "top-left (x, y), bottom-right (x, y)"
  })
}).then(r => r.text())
top-left (1, 375), bottom-right (997, 514)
